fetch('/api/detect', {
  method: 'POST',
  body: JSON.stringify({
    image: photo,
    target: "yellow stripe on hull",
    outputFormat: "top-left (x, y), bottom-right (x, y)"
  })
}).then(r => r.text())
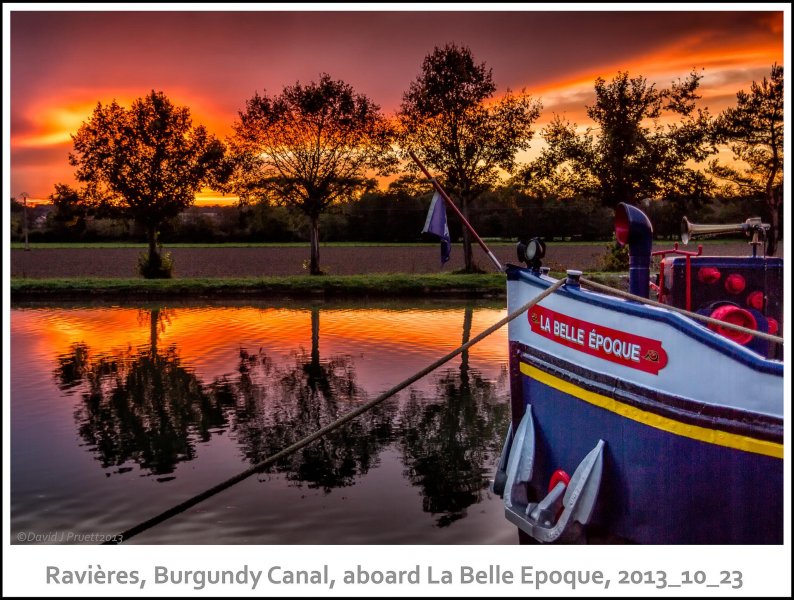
top-left (520, 362), bottom-right (783, 459)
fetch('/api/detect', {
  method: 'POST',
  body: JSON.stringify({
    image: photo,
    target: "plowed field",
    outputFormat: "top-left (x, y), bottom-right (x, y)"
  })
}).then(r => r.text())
top-left (11, 241), bottom-right (761, 279)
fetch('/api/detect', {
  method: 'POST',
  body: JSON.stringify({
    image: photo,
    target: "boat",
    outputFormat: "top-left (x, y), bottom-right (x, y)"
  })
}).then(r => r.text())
top-left (492, 202), bottom-right (784, 544)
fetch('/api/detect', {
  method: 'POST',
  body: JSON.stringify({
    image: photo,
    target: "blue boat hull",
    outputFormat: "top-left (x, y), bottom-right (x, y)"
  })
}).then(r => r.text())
top-left (498, 266), bottom-right (784, 544)
top-left (515, 344), bottom-right (783, 544)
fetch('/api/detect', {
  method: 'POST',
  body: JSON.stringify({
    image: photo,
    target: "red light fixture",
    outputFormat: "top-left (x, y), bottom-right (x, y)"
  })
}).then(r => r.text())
top-left (724, 273), bottom-right (746, 294)
top-left (709, 305), bottom-right (757, 345)
top-left (767, 318), bottom-right (779, 335)
top-left (746, 291), bottom-right (765, 310)
top-left (698, 267), bottom-right (721, 284)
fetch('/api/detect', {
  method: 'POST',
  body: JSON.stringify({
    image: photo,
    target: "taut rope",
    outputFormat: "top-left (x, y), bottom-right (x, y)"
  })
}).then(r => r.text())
top-left (102, 274), bottom-right (781, 544)
top-left (103, 279), bottom-right (566, 544)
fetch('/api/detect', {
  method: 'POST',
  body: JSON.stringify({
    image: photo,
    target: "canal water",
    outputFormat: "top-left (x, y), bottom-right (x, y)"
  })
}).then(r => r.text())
top-left (10, 300), bottom-right (518, 544)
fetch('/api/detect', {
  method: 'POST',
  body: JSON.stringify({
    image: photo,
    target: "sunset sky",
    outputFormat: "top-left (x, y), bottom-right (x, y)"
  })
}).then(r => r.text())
top-left (4, 4), bottom-right (788, 204)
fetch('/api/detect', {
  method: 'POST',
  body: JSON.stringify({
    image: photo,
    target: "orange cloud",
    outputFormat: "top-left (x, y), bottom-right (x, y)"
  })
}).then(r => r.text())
top-left (527, 32), bottom-right (782, 126)
top-left (9, 10), bottom-right (784, 203)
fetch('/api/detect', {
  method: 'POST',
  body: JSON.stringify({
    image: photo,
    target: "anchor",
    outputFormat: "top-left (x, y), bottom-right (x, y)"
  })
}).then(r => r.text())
top-left (493, 407), bottom-right (605, 543)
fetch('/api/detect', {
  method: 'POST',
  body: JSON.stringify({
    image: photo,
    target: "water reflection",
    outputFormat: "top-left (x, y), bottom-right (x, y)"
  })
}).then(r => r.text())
top-left (214, 309), bottom-right (396, 491)
top-left (55, 309), bottom-right (231, 478)
top-left (398, 307), bottom-right (509, 526)
top-left (14, 301), bottom-right (514, 542)
top-left (54, 308), bottom-right (396, 491)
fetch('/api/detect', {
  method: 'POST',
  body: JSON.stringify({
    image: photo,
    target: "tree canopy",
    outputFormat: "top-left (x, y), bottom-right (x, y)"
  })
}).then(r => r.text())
top-left (230, 73), bottom-right (396, 274)
top-left (17, 65), bottom-right (782, 258)
top-left (398, 43), bottom-right (541, 272)
top-left (522, 70), bottom-right (715, 217)
top-left (709, 64), bottom-right (784, 255)
top-left (69, 90), bottom-right (227, 276)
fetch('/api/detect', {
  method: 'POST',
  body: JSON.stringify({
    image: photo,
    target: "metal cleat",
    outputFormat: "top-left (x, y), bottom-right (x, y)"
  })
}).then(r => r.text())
top-left (528, 481), bottom-right (566, 528)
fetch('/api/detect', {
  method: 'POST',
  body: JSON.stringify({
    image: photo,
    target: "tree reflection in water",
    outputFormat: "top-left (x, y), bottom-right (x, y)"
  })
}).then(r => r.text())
top-left (212, 308), bottom-right (396, 492)
top-left (54, 307), bottom-right (395, 491)
top-left (397, 306), bottom-right (510, 527)
top-left (52, 304), bottom-right (507, 525)
top-left (54, 309), bottom-right (231, 477)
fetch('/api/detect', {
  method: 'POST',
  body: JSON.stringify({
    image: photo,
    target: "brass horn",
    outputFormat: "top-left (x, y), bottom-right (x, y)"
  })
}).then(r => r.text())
top-left (681, 216), bottom-right (769, 245)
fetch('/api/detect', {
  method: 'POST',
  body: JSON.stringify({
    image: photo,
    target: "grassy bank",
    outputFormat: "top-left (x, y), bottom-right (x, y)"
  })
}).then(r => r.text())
top-left (10, 238), bottom-right (748, 250)
top-left (11, 273), bottom-right (508, 300)
top-left (11, 241), bottom-right (458, 249)
top-left (11, 271), bottom-right (631, 301)
top-left (11, 241), bottom-right (524, 250)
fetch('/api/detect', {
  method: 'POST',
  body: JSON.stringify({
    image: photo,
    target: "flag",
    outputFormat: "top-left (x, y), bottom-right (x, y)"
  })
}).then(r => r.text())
top-left (422, 191), bottom-right (451, 265)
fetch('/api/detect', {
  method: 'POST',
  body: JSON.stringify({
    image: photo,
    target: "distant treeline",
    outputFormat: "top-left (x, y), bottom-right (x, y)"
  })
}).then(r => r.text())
top-left (11, 187), bottom-right (767, 245)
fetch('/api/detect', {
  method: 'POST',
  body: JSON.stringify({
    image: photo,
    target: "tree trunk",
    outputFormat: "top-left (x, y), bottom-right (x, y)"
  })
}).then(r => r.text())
top-left (762, 182), bottom-right (781, 256)
top-left (766, 198), bottom-right (779, 256)
top-left (309, 215), bottom-right (321, 275)
top-left (460, 305), bottom-right (473, 382)
top-left (306, 307), bottom-right (323, 385)
top-left (311, 307), bottom-right (320, 370)
top-left (147, 225), bottom-right (160, 266)
top-left (461, 196), bottom-right (474, 272)
top-left (150, 309), bottom-right (159, 356)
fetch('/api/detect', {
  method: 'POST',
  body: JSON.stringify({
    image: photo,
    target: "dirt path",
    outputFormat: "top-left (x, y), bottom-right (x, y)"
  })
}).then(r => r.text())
top-left (11, 242), bottom-right (763, 279)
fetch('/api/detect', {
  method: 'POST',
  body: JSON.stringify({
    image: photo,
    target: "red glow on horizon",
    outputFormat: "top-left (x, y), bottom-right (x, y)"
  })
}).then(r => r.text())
top-left (8, 9), bottom-right (785, 202)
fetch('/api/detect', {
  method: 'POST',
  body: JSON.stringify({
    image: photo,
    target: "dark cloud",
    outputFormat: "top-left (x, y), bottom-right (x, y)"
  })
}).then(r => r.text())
top-left (12, 144), bottom-right (71, 167)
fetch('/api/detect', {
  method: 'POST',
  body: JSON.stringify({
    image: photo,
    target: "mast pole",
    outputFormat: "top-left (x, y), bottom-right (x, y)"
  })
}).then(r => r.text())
top-left (409, 151), bottom-right (503, 272)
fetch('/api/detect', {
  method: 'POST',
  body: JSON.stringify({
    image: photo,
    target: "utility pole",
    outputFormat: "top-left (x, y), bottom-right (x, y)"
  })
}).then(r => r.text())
top-left (19, 192), bottom-right (30, 251)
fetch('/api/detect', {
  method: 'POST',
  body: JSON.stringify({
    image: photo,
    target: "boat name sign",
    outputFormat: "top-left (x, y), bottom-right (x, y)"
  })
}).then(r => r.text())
top-left (529, 306), bottom-right (668, 374)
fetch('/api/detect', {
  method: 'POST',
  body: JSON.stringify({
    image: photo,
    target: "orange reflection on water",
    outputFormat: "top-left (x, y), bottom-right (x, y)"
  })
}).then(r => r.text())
top-left (12, 304), bottom-right (509, 386)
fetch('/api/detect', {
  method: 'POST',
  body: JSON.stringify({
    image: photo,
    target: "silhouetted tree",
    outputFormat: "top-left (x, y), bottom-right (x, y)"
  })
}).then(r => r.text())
top-left (9, 197), bottom-right (25, 239)
top-left (231, 74), bottom-right (397, 274)
top-left (69, 91), bottom-right (227, 277)
top-left (49, 183), bottom-right (82, 220)
top-left (709, 64), bottom-right (784, 255)
top-left (398, 43), bottom-right (541, 272)
top-left (523, 70), bottom-right (715, 213)
top-left (345, 175), bottom-right (433, 242)
top-left (47, 183), bottom-right (90, 238)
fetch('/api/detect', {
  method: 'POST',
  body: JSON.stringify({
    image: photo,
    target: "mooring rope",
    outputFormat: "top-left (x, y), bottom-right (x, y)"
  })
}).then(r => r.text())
top-left (103, 279), bottom-right (566, 544)
top-left (579, 276), bottom-right (784, 344)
